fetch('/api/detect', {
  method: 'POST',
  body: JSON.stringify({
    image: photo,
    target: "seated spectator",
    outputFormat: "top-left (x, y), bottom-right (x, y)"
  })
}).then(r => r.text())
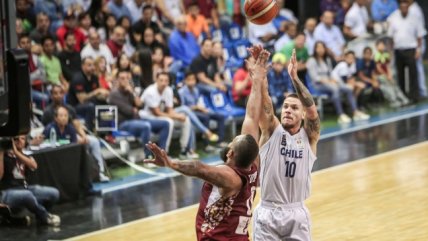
top-left (78, 12), bottom-right (96, 39)
top-left (232, 56), bottom-right (254, 108)
top-left (0, 136), bottom-right (60, 226)
top-left (94, 56), bottom-right (113, 90)
top-left (107, 0), bottom-right (133, 20)
top-left (16, 0), bottom-right (36, 33)
top-left (307, 42), bottom-right (369, 123)
top-left (139, 27), bottom-right (169, 55)
top-left (117, 16), bottom-right (136, 57)
top-left (178, 70), bottom-right (225, 145)
top-left (29, 12), bottom-right (56, 45)
top-left (39, 36), bottom-right (69, 91)
top-left (97, 14), bottom-right (117, 42)
top-left (56, 11), bottom-right (86, 52)
top-left (190, 39), bottom-right (227, 94)
top-left (335, 0), bottom-right (351, 27)
top-left (314, 10), bottom-right (346, 61)
top-left (81, 31), bottom-right (115, 68)
top-left (267, 53), bottom-right (294, 111)
top-left (304, 18), bottom-right (317, 56)
top-left (108, 70), bottom-right (172, 157)
top-left (132, 5), bottom-right (163, 45)
top-left (168, 16), bottom-right (200, 69)
top-left (274, 22), bottom-right (297, 52)
top-left (43, 106), bottom-right (78, 143)
top-left (68, 57), bottom-right (109, 130)
top-left (186, 2), bottom-right (211, 40)
top-left (371, 0), bottom-right (398, 22)
top-left (212, 41), bottom-right (232, 86)
top-left (343, 0), bottom-right (371, 39)
top-left (356, 47), bottom-right (384, 106)
top-left (126, 0), bottom-right (145, 24)
top-left (156, 0), bottom-right (185, 28)
top-left (152, 47), bottom-right (173, 80)
top-left (33, 0), bottom-right (64, 32)
top-left (41, 85), bottom-right (110, 182)
top-left (374, 40), bottom-right (409, 107)
top-left (186, 0), bottom-right (221, 28)
top-left (107, 26), bottom-right (127, 59)
top-left (57, 32), bottom-right (82, 83)
top-left (18, 34), bottom-right (48, 108)
top-left (140, 72), bottom-right (197, 159)
top-left (280, 32), bottom-right (310, 83)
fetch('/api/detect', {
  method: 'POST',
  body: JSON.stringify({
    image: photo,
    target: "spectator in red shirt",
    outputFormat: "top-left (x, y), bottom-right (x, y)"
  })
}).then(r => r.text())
top-left (56, 11), bottom-right (86, 52)
top-left (232, 56), bottom-right (255, 108)
top-left (107, 26), bottom-right (127, 59)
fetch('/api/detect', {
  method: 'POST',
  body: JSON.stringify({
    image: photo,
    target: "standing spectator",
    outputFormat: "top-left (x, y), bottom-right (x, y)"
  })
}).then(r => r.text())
top-left (178, 70), bottom-right (226, 145)
top-left (39, 36), bottom-right (69, 91)
top-left (57, 32), bottom-right (82, 82)
top-left (126, 0), bottom-right (145, 24)
top-left (332, 51), bottom-right (367, 105)
top-left (186, 2), bottom-right (211, 40)
top-left (68, 57), bottom-right (109, 130)
top-left (56, 11), bottom-right (86, 52)
top-left (168, 16), bottom-right (200, 69)
top-left (232, 56), bottom-right (254, 108)
top-left (81, 31), bottom-right (115, 67)
top-left (42, 106), bottom-right (78, 143)
top-left (356, 47), bottom-right (384, 106)
top-left (41, 85), bottom-right (110, 182)
top-left (0, 136), bottom-right (61, 226)
top-left (140, 72), bottom-right (196, 159)
top-left (107, 0), bottom-right (133, 20)
top-left (280, 32), bottom-right (310, 83)
top-left (371, 0), bottom-right (398, 22)
top-left (343, 0), bottom-right (371, 39)
top-left (267, 53), bottom-right (293, 111)
top-left (109, 70), bottom-right (172, 156)
top-left (374, 39), bottom-right (410, 107)
top-left (304, 18), bottom-right (317, 56)
top-left (314, 10), bottom-right (346, 61)
top-left (387, 1), bottom-right (424, 103)
top-left (29, 12), bottom-right (55, 45)
top-left (307, 42), bottom-right (369, 123)
top-left (107, 26), bottom-right (127, 59)
top-left (132, 5), bottom-right (163, 44)
top-left (190, 39), bottom-right (227, 94)
top-left (409, 0), bottom-right (428, 99)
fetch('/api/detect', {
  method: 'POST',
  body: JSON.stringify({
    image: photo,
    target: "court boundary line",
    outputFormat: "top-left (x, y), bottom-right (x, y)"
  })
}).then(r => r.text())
top-left (65, 141), bottom-right (428, 241)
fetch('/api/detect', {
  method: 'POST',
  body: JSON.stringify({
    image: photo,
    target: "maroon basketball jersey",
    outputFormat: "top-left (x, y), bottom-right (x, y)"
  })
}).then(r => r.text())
top-left (195, 163), bottom-right (258, 241)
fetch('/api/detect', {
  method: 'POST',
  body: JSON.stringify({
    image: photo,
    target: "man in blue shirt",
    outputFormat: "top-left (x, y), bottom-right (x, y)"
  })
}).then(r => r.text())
top-left (43, 106), bottom-right (77, 143)
top-left (107, 0), bottom-right (133, 20)
top-left (168, 16), bottom-right (200, 70)
top-left (371, 0), bottom-right (398, 22)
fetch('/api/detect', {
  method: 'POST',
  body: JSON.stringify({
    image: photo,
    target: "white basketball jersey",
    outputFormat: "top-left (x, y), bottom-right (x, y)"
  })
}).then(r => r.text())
top-left (259, 125), bottom-right (317, 204)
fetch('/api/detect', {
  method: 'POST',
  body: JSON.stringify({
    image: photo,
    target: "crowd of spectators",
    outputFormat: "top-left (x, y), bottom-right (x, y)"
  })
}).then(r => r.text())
top-left (12, 0), bottom-right (428, 161)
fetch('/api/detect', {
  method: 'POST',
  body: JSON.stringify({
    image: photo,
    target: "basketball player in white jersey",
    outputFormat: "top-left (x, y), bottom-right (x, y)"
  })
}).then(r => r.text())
top-left (252, 49), bottom-right (320, 241)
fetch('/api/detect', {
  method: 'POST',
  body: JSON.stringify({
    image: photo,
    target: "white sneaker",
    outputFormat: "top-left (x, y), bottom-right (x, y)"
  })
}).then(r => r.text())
top-left (99, 173), bottom-right (110, 182)
top-left (338, 114), bottom-right (352, 124)
top-left (353, 111), bottom-right (370, 121)
top-left (46, 213), bottom-right (61, 226)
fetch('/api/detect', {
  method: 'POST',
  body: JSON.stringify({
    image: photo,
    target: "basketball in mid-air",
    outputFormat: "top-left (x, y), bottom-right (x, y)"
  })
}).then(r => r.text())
top-left (244, 0), bottom-right (279, 25)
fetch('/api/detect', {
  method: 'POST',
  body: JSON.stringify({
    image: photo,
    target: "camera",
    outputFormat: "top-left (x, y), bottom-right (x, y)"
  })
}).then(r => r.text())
top-left (0, 137), bottom-right (13, 150)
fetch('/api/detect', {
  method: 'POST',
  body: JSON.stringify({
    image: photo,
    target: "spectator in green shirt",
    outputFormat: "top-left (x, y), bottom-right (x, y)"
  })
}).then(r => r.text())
top-left (280, 32), bottom-right (310, 85)
top-left (40, 36), bottom-right (69, 92)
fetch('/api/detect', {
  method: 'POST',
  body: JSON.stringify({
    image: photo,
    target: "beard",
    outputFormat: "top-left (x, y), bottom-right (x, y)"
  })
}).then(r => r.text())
top-left (220, 146), bottom-right (230, 163)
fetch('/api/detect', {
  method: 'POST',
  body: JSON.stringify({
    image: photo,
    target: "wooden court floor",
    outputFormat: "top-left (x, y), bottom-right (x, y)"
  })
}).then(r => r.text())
top-left (67, 141), bottom-right (428, 241)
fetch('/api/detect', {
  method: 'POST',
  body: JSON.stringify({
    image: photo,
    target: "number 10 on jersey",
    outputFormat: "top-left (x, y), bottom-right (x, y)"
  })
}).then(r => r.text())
top-left (284, 161), bottom-right (296, 177)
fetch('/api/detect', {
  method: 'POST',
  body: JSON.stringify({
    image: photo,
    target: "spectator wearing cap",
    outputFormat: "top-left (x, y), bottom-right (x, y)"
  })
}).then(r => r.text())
top-left (56, 11), bottom-right (86, 52)
top-left (186, 2), bottom-right (211, 40)
top-left (267, 53), bottom-right (294, 111)
top-left (107, 0), bottom-right (133, 21)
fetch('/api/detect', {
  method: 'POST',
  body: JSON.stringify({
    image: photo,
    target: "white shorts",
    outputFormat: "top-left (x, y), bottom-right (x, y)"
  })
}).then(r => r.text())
top-left (252, 201), bottom-right (312, 241)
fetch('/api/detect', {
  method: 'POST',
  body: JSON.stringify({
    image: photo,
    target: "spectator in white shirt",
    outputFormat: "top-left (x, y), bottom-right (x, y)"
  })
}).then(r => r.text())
top-left (343, 0), bottom-right (371, 39)
top-left (248, 21), bottom-right (278, 50)
top-left (314, 10), bottom-right (345, 61)
top-left (81, 31), bottom-right (115, 67)
top-left (274, 22), bottom-right (297, 52)
top-left (409, 0), bottom-right (427, 98)
top-left (387, 1), bottom-right (424, 103)
top-left (303, 18), bottom-right (317, 56)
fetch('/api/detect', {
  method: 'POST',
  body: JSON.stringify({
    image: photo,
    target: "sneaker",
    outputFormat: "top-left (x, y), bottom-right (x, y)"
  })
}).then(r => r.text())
top-left (99, 173), bottom-right (110, 182)
top-left (353, 111), bottom-right (370, 121)
top-left (46, 213), bottom-right (61, 226)
top-left (338, 114), bottom-right (352, 124)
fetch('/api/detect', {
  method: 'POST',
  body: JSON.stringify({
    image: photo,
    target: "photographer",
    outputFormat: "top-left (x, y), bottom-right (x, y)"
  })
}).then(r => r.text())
top-left (0, 136), bottom-right (60, 226)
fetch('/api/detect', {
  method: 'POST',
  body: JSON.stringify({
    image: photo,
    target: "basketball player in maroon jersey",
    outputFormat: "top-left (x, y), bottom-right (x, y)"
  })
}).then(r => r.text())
top-left (144, 46), bottom-right (270, 240)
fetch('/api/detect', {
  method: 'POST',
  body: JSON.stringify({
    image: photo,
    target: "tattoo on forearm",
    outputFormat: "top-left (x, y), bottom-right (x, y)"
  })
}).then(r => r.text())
top-left (292, 78), bottom-right (315, 107)
top-left (306, 117), bottom-right (321, 138)
top-left (173, 160), bottom-right (200, 176)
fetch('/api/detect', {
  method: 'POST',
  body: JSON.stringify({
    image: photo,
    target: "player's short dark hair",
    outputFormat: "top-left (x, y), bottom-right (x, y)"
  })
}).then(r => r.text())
top-left (285, 93), bottom-right (299, 100)
top-left (233, 134), bottom-right (259, 168)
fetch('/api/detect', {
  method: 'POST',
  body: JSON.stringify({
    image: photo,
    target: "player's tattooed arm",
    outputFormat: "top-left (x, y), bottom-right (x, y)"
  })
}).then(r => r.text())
top-left (259, 79), bottom-right (279, 147)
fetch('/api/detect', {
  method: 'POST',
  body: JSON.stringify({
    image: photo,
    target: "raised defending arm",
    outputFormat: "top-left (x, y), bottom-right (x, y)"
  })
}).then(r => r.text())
top-left (288, 49), bottom-right (320, 153)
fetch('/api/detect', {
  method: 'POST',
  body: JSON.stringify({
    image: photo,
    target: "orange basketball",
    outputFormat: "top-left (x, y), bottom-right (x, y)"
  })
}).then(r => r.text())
top-left (244, 0), bottom-right (279, 25)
